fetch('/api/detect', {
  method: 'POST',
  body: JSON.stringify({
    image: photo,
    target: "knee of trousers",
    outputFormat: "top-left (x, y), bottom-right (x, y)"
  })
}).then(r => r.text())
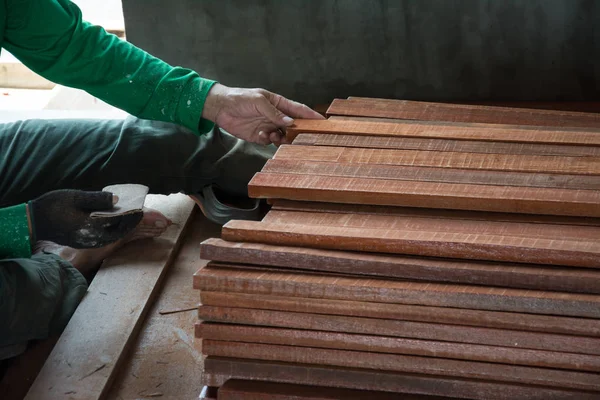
top-left (0, 254), bottom-right (88, 347)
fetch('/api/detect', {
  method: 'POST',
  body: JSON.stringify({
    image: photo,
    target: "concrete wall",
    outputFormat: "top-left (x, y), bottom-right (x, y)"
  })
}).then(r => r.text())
top-left (122, 0), bottom-right (600, 105)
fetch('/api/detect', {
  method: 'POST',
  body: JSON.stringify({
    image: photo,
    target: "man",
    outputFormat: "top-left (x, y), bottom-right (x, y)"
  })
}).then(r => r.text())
top-left (0, 0), bottom-right (324, 357)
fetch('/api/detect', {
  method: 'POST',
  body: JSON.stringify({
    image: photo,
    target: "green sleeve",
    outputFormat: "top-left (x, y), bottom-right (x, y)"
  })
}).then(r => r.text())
top-left (0, 204), bottom-right (32, 259)
top-left (3, 0), bottom-right (216, 133)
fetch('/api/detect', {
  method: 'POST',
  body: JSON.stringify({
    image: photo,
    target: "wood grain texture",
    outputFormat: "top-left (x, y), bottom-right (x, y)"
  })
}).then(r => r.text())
top-left (218, 379), bottom-right (455, 400)
top-left (270, 199), bottom-right (600, 226)
top-left (196, 306), bottom-right (600, 355)
top-left (248, 173), bottom-right (600, 217)
top-left (292, 133), bottom-right (600, 157)
top-left (196, 323), bottom-right (600, 371)
top-left (326, 98), bottom-right (600, 129)
top-left (202, 340), bottom-right (600, 391)
top-left (204, 357), bottom-right (598, 400)
top-left (25, 194), bottom-right (196, 400)
top-left (222, 219), bottom-right (600, 268)
top-left (261, 210), bottom-right (600, 241)
top-left (263, 159), bottom-right (600, 191)
top-left (287, 119), bottom-right (600, 145)
top-left (200, 239), bottom-right (600, 294)
top-left (275, 145), bottom-right (600, 175)
top-left (196, 266), bottom-right (600, 318)
top-left (199, 292), bottom-right (600, 337)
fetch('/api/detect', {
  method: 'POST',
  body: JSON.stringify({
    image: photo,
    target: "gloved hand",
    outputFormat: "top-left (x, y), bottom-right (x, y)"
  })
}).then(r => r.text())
top-left (28, 189), bottom-right (143, 249)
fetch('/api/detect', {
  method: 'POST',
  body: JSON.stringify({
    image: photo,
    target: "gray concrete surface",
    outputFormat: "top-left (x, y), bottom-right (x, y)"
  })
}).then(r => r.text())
top-left (122, 0), bottom-right (599, 105)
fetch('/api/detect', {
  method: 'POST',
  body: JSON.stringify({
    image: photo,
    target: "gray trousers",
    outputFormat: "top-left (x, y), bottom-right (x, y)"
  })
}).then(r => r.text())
top-left (0, 117), bottom-right (274, 356)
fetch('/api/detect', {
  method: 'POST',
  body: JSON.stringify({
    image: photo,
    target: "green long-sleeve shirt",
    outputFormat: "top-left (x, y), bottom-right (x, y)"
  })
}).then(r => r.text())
top-left (0, 0), bottom-right (216, 259)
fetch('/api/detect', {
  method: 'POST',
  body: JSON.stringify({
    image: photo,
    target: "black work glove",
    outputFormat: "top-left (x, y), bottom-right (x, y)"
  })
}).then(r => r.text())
top-left (28, 189), bottom-right (143, 249)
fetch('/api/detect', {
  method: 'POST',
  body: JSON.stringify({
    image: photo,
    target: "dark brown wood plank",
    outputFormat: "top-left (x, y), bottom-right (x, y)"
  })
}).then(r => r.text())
top-left (327, 98), bottom-right (600, 129)
top-left (196, 323), bottom-right (600, 371)
top-left (199, 239), bottom-right (600, 294)
top-left (199, 292), bottom-right (600, 337)
top-left (204, 357), bottom-right (598, 400)
top-left (262, 159), bottom-right (600, 191)
top-left (292, 133), bottom-right (600, 157)
top-left (275, 145), bottom-right (600, 175)
top-left (287, 119), bottom-right (600, 145)
top-left (248, 173), bottom-right (600, 217)
top-left (202, 341), bottom-right (600, 391)
top-left (195, 266), bottom-right (600, 318)
top-left (218, 379), bottom-right (443, 400)
top-left (222, 220), bottom-right (600, 268)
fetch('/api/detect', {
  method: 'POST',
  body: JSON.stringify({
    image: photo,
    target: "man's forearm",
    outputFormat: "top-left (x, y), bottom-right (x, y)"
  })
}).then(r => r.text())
top-left (3, 0), bottom-right (216, 133)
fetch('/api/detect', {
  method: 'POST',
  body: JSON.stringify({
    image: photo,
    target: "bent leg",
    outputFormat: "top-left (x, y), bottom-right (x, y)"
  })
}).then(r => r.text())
top-left (0, 117), bottom-right (274, 207)
top-left (0, 254), bottom-right (88, 358)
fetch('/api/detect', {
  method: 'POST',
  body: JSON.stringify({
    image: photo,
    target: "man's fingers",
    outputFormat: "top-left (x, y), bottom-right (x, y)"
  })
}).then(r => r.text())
top-left (257, 131), bottom-right (274, 145)
top-left (75, 191), bottom-right (115, 211)
top-left (269, 130), bottom-right (290, 146)
top-left (257, 96), bottom-right (294, 127)
top-left (266, 93), bottom-right (325, 120)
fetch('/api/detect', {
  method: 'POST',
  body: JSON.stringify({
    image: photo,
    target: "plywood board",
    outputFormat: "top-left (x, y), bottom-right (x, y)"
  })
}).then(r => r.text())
top-left (202, 341), bottom-right (600, 391)
top-left (274, 145), bottom-right (600, 175)
top-left (248, 173), bottom-right (600, 217)
top-left (292, 133), bottom-right (600, 157)
top-left (196, 306), bottom-right (600, 355)
top-left (262, 159), bottom-right (600, 191)
top-left (200, 239), bottom-right (600, 294)
top-left (204, 357), bottom-right (597, 400)
top-left (25, 194), bottom-right (196, 400)
top-left (196, 323), bottom-right (600, 371)
top-left (287, 119), bottom-right (600, 145)
top-left (222, 219), bottom-right (600, 268)
top-left (199, 292), bottom-right (600, 337)
top-left (326, 98), bottom-right (600, 129)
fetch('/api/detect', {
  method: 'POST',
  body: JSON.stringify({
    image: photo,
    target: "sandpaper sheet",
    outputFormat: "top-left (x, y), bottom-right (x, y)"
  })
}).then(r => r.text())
top-left (90, 184), bottom-right (148, 218)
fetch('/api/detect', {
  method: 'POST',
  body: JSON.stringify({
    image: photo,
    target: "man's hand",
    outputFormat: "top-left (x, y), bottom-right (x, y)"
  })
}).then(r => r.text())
top-left (27, 190), bottom-right (143, 249)
top-left (202, 84), bottom-right (325, 145)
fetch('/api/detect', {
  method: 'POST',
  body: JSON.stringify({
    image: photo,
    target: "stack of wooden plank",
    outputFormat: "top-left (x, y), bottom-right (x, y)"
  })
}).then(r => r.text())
top-left (194, 98), bottom-right (600, 399)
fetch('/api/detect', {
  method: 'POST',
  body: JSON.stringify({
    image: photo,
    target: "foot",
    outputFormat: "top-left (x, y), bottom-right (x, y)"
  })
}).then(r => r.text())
top-left (34, 208), bottom-right (171, 276)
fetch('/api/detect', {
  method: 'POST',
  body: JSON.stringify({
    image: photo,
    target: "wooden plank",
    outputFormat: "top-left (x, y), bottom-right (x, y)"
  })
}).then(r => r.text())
top-left (25, 194), bottom-right (196, 400)
top-left (287, 119), bottom-right (600, 145)
top-left (263, 159), bottom-right (600, 191)
top-left (270, 199), bottom-right (600, 226)
top-left (105, 212), bottom-right (222, 400)
top-left (261, 210), bottom-right (600, 242)
top-left (195, 266), bottom-right (600, 318)
top-left (275, 145), bottom-right (600, 175)
top-left (196, 306), bottom-right (600, 355)
top-left (199, 292), bottom-right (600, 337)
top-left (218, 379), bottom-right (451, 400)
top-left (202, 341), bottom-right (600, 391)
top-left (222, 219), bottom-right (600, 268)
top-left (204, 357), bottom-right (598, 400)
top-left (199, 239), bottom-right (600, 294)
top-left (248, 173), bottom-right (600, 217)
top-left (196, 323), bottom-right (600, 371)
top-left (326, 98), bottom-right (600, 129)
top-left (292, 132), bottom-right (600, 157)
